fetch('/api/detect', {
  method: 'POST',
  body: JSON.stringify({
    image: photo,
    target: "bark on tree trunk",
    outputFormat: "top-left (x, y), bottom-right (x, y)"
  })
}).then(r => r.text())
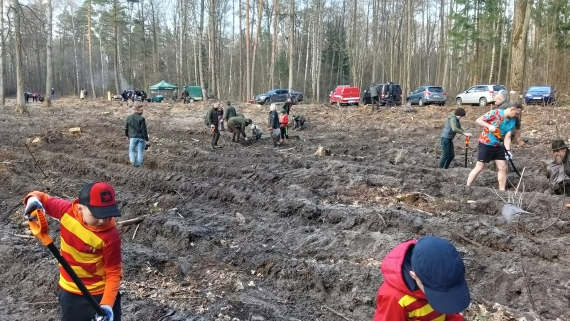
top-left (288, 0), bottom-right (295, 91)
top-left (198, 0), bottom-right (206, 98)
top-left (508, 0), bottom-right (534, 103)
top-left (87, 0), bottom-right (96, 99)
top-left (251, 0), bottom-right (263, 99)
top-left (14, 0), bottom-right (27, 113)
top-left (245, 0), bottom-right (251, 100)
top-left (208, 0), bottom-right (216, 98)
top-left (270, 0), bottom-right (277, 89)
top-left (0, 0), bottom-right (5, 105)
top-left (45, 0), bottom-right (53, 106)
top-left (113, 0), bottom-right (120, 95)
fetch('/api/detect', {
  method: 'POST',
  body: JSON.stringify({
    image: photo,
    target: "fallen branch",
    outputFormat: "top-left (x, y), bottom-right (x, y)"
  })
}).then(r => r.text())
top-left (321, 306), bottom-right (352, 321)
top-left (346, 114), bottom-right (365, 120)
top-left (450, 230), bottom-right (482, 248)
top-left (117, 215), bottom-right (147, 227)
top-left (14, 234), bottom-right (35, 239)
top-left (132, 223), bottom-right (140, 240)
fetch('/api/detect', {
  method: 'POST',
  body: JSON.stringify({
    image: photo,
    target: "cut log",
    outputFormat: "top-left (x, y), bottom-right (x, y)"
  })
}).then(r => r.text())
top-left (68, 127), bottom-right (81, 134)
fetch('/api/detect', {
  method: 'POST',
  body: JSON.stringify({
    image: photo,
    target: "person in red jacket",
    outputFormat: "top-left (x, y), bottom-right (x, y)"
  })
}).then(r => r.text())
top-left (23, 182), bottom-right (122, 321)
top-left (373, 236), bottom-right (470, 321)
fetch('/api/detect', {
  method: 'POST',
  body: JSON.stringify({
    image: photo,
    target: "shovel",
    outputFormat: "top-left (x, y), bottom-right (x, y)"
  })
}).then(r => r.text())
top-left (27, 208), bottom-right (109, 321)
top-left (464, 135), bottom-right (470, 168)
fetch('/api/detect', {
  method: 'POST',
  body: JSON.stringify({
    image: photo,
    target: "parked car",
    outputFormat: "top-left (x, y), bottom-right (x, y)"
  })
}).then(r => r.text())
top-left (362, 83), bottom-right (402, 106)
top-left (406, 86), bottom-right (447, 106)
top-left (329, 85), bottom-right (360, 106)
top-left (254, 89), bottom-right (304, 105)
top-left (524, 85), bottom-right (555, 105)
top-left (124, 90), bottom-right (147, 102)
top-left (455, 84), bottom-right (507, 107)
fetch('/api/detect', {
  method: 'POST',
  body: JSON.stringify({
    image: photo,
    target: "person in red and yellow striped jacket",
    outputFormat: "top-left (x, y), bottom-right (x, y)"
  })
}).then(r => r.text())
top-left (24, 182), bottom-right (122, 321)
top-left (373, 236), bottom-right (471, 321)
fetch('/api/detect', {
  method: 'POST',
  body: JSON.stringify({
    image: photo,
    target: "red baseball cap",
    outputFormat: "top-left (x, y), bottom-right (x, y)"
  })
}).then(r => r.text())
top-left (78, 182), bottom-right (121, 219)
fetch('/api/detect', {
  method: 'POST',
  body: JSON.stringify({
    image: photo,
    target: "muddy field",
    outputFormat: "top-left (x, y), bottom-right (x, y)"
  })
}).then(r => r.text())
top-left (0, 97), bottom-right (569, 321)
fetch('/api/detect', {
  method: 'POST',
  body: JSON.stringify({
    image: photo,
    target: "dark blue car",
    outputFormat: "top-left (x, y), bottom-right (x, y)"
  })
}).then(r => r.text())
top-left (524, 85), bottom-right (556, 105)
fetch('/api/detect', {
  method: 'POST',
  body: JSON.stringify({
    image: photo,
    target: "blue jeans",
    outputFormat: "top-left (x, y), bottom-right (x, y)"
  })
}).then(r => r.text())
top-left (129, 138), bottom-right (145, 167)
top-left (439, 137), bottom-right (455, 169)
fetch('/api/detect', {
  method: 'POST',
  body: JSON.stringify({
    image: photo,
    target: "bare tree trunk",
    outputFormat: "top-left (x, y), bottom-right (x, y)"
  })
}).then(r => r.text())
top-left (14, 0), bottom-right (26, 113)
top-left (509, 0), bottom-right (533, 102)
top-left (113, 0), bottom-right (120, 94)
top-left (251, 0), bottom-right (263, 98)
top-left (405, 0), bottom-right (411, 95)
top-left (208, 0), bottom-right (216, 98)
top-left (270, 0), bottom-right (277, 89)
top-left (0, 0), bottom-right (5, 105)
top-left (288, 0), bottom-right (294, 90)
top-left (245, 0), bottom-right (251, 99)
top-left (178, 0), bottom-right (184, 96)
top-left (44, 0), bottom-right (53, 106)
top-left (70, 6), bottom-right (80, 96)
top-left (488, 22), bottom-right (498, 84)
top-left (497, 8), bottom-right (505, 83)
top-left (87, 0), bottom-right (96, 98)
top-left (198, 0), bottom-right (206, 98)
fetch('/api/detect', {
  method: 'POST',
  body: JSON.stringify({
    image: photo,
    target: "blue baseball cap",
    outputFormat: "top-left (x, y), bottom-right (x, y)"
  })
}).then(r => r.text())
top-left (411, 236), bottom-right (471, 314)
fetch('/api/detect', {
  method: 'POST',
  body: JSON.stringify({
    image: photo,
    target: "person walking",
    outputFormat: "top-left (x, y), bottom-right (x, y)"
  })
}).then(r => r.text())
top-left (23, 182), bottom-right (123, 321)
top-left (205, 102), bottom-right (221, 149)
top-left (227, 116), bottom-right (252, 143)
top-left (124, 103), bottom-right (150, 167)
top-left (466, 103), bottom-right (523, 190)
top-left (80, 88), bottom-right (86, 100)
top-left (439, 108), bottom-right (471, 169)
top-left (51, 88), bottom-right (55, 100)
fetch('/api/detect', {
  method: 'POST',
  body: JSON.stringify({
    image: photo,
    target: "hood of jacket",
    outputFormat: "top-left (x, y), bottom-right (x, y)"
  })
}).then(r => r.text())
top-left (380, 239), bottom-right (427, 300)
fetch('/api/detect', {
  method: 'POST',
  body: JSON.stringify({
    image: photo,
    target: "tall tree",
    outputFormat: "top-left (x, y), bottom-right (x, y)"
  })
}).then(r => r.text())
top-left (208, 0), bottom-right (216, 97)
top-left (87, 0), bottom-right (96, 98)
top-left (44, 0), bottom-right (53, 107)
top-left (270, 0), bottom-right (277, 89)
top-left (198, 0), bottom-right (206, 98)
top-left (13, 0), bottom-right (27, 113)
top-left (251, 0), bottom-right (263, 98)
top-left (245, 0), bottom-right (251, 99)
top-left (0, 0), bottom-right (4, 106)
top-left (287, 0), bottom-right (294, 90)
top-left (509, 0), bottom-right (534, 102)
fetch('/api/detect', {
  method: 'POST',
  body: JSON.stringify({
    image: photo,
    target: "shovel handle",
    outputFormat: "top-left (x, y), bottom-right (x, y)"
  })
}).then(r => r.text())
top-left (28, 209), bottom-right (52, 246)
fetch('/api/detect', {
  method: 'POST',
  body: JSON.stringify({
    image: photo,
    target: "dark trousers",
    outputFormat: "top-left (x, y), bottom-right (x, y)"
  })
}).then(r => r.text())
top-left (439, 137), bottom-right (455, 169)
top-left (228, 123), bottom-right (243, 142)
top-left (211, 125), bottom-right (220, 147)
top-left (59, 289), bottom-right (121, 321)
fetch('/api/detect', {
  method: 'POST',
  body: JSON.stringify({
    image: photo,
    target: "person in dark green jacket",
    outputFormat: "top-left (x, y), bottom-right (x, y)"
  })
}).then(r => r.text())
top-left (227, 116), bottom-right (252, 143)
top-left (125, 104), bottom-right (150, 167)
top-left (224, 101), bottom-right (237, 123)
top-left (439, 108), bottom-right (472, 169)
top-left (205, 102), bottom-right (221, 149)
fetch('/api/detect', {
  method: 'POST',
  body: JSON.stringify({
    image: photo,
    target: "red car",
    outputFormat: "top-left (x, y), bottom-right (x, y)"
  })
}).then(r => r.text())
top-left (329, 85), bottom-right (360, 106)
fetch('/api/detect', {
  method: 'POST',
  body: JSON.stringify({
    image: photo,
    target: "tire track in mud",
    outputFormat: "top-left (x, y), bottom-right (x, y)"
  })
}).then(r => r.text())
top-left (2, 103), bottom-right (570, 320)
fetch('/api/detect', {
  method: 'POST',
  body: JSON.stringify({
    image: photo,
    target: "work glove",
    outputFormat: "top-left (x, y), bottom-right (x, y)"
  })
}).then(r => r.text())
top-left (210, 125), bottom-right (215, 129)
top-left (488, 125), bottom-right (497, 133)
top-left (505, 150), bottom-right (513, 161)
top-left (464, 133), bottom-right (472, 137)
top-left (24, 196), bottom-right (44, 220)
top-left (95, 305), bottom-right (114, 321)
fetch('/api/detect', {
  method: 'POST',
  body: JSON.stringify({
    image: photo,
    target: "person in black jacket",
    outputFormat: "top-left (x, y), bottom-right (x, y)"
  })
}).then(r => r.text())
top-left (268, 103), bottom-right (280, 147)
top-left (124, 104), bottom-right (150, 167)
top-left (205, 102), bottom-right (221, 149)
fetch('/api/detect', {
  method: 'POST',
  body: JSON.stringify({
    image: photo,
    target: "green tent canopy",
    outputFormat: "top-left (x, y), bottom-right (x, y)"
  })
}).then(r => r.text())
top-left (149, 80), bottom-right (178, 90)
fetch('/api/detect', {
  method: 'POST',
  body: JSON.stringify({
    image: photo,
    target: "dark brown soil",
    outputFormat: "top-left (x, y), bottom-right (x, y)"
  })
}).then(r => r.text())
top-left (1, 99), bottom-right (568, 321)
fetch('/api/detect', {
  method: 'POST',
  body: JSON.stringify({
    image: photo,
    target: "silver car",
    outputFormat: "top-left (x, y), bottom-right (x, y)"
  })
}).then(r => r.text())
top-left (455, 85), bottom-right (507, 107)
top-left (406, 86), bottom-right (447, 106)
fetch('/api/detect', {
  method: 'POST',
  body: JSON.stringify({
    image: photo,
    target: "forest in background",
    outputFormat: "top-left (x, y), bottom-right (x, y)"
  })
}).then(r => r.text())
top-left (1, 0), bottom-right (569, 104)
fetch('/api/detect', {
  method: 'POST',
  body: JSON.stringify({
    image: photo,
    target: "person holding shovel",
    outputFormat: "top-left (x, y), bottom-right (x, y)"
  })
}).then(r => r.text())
top-left (23, 182), bottom-right (122, 321)
top-left (439, 107), bottom-right (471, 169)
top-left (373, 236), bottom-right (470, 321)
top-left (205, 101), bottom-right (221, 149)
top-left (466, 103), bottom-right (522, 190)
